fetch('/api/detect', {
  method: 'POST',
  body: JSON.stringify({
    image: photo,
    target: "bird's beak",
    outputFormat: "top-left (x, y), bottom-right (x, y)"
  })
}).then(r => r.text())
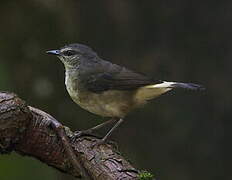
top-left (46, 50), bottom-right (60, 55)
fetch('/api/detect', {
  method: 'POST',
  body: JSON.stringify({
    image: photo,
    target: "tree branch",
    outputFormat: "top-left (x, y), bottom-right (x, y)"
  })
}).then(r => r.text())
top-left (0, 92), bottom-right (139, 179)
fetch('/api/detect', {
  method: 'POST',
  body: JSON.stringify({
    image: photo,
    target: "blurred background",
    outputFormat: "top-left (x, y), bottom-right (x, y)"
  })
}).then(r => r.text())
top-left (0, 0), bottom-right (230, 180)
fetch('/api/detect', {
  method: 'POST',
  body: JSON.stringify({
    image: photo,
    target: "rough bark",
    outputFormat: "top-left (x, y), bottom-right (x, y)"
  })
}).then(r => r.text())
top-left (0, 92), bottom-right (139, 179)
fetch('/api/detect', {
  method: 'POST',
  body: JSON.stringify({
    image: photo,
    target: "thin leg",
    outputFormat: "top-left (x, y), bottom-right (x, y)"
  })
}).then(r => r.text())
top-left (84, 118), bottom-right (117, 133)
top-left (102, 118), bottom-right (123, 142)
top-left (72, 118), bottom-right (117, 140)
top-left (92, 118), bottom-right (124, 147)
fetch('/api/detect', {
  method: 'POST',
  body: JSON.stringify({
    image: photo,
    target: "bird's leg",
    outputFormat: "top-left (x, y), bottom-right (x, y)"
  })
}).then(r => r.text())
top-left (72, 118), bottom-right (117, 140)
top-left (92, 118), bottom-right (124, 147)
top-left (83, 118), bottom-right (117, 134)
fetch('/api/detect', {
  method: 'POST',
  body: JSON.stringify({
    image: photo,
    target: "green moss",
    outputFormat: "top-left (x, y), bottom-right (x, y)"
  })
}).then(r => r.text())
top-left (138, 170), bottom-right (154, 180)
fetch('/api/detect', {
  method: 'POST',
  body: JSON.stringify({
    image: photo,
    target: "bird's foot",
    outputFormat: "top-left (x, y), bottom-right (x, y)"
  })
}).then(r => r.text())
top-left (71, 130), bottom-right (96, 143)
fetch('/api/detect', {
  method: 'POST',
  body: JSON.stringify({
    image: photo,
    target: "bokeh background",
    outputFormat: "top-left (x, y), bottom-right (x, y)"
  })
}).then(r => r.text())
top-left (0, 0), bottom-right (230, 180)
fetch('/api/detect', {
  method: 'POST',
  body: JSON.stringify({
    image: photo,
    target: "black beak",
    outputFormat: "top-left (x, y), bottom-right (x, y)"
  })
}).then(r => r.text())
top-left (46, 50), bottom-right (60, 55)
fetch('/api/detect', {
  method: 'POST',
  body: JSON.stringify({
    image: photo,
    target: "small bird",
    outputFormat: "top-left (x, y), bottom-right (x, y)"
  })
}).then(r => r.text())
top-left (47, 43), bottom-right (203, 145)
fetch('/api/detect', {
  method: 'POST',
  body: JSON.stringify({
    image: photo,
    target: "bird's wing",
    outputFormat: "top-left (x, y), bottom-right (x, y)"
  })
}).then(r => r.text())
top-left (84, 64), bottom-right (159, 93)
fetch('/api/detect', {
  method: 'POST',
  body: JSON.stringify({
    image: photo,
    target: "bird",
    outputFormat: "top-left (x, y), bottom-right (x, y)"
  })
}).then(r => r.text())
top-left (46, 43), bottom-right (204, 146)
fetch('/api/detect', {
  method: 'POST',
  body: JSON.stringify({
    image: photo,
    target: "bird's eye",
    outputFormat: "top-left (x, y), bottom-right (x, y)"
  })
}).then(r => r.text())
top-left (63, 50), bottom-right (76, 56)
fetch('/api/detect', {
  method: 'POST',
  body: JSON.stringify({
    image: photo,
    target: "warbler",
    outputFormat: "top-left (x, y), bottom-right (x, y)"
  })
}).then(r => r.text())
top-left (47, 43), bottom-right (203, 145)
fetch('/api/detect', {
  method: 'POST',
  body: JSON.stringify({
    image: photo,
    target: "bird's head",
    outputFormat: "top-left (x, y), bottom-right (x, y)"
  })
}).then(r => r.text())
top-left (46, 43), bottom-right (97, 68)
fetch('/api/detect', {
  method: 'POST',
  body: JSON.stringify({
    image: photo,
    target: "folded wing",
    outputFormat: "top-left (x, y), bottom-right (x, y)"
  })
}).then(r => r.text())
top-left (85, 65), bottom-right (159, 93)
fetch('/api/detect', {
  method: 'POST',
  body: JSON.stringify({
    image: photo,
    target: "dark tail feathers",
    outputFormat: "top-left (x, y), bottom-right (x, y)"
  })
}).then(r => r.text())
top-left (171, 82), bottom-right (205, 90)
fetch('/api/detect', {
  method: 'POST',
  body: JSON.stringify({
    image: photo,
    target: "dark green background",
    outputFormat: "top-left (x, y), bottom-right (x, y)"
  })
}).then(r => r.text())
top-left (0, 1), bottom-right (229, 180)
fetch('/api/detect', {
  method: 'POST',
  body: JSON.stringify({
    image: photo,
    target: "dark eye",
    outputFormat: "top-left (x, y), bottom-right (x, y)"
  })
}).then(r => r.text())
top-left (63, 50), bottom-right (76, 56)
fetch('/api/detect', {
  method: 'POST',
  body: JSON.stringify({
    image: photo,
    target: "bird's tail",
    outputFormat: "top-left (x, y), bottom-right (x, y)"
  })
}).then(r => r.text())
top-left (152, 81), bottom-right (205, 90)
top-left (134, 81), bottom-right (204, 102)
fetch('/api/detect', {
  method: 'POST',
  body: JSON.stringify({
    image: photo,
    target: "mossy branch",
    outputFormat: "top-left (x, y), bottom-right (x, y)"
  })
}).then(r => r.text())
top-left (0, 91), bottom-right (139, 179)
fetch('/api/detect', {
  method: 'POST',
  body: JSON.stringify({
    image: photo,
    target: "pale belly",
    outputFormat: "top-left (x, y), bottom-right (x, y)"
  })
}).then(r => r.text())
top-left (67, 85), bottom-right (135, 118)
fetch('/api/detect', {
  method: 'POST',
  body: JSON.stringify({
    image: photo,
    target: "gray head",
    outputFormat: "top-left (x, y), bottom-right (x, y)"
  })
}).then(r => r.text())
top-left (46, 43), bottom-right (98, 67)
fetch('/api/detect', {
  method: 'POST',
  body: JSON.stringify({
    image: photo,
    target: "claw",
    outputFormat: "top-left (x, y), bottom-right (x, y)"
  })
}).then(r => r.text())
top-left (71, 130), bottom-right (102, 143)
top-left (71, 130), bottom-right (92, 143)
top-left (73, 130), bottom-right (84, 137)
